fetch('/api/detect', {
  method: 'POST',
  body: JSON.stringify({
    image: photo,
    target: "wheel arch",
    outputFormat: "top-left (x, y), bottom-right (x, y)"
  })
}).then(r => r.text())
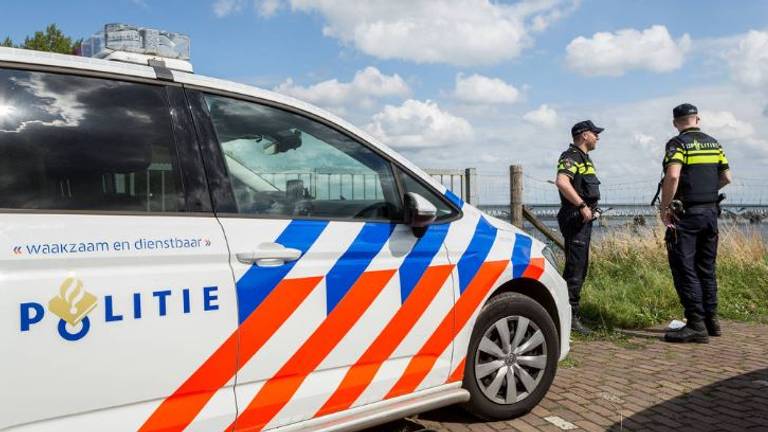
top-left (485, 277), bottom-right (561, 346)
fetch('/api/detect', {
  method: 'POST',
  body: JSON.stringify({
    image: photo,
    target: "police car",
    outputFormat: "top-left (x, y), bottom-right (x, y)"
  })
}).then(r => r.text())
top-left (0, 24), bottom-right (570, 432)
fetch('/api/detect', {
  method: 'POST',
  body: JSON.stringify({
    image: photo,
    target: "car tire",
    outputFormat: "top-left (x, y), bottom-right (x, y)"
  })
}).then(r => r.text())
top-left (462, 292), bottom-right (559, 420)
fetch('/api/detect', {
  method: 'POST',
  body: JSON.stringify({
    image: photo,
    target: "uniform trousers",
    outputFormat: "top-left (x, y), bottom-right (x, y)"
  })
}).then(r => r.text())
top-left (665, 206), bottom-right (719, 322)
top-left (557, 207), bottom-right (593, 315)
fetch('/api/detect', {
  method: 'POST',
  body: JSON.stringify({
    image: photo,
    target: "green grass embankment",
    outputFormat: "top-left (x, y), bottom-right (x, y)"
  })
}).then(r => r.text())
top-left (577, 224), bottom-right (768, 329)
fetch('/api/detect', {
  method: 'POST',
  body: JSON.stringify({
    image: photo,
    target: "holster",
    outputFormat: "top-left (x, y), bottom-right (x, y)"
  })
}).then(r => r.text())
top-left (669, 200), bottom-right (685, 223)
top-left (716, 193), bottom-right (726, 217)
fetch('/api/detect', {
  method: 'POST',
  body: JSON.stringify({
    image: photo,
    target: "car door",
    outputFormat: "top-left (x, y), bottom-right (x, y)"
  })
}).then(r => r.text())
top-left (187, 90), bottom-right (459, 431)
top-left (0, 69), bottom-right (238, 431)
top-left (391, 167), bottom-right (503, 388)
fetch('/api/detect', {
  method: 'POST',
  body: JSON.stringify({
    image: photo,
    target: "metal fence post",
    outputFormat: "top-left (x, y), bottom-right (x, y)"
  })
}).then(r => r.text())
top-left (464, 168), bottom-right (478, 206)
top-left (510, 165), bottom-right (523, 227)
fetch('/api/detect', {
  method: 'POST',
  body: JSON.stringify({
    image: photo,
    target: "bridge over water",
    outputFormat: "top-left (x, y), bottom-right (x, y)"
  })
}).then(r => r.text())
top-left (478, 204), bottom-right (768, 223)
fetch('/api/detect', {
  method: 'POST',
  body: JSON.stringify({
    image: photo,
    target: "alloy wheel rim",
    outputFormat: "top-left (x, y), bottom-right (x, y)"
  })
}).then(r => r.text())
top-left (474, 316), bottom-right (547, 405)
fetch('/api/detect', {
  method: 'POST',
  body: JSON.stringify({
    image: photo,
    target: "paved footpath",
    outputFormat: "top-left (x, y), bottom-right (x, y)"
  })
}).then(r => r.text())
top-left (375, 321), bottom-right (768, 432)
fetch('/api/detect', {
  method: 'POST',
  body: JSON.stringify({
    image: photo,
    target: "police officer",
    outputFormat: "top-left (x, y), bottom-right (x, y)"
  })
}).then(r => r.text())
top-left (555, 120), bottom-right (604, 335)
top-left (661, 103), bottom-right (732, 343)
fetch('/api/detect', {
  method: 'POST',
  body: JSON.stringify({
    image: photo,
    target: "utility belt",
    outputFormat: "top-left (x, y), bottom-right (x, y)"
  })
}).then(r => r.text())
top-left (560, 200), bottom-right (610, 223)
top-left (669, 194), bottom-right (725, 218)
top-left (562, 199), bottom-right (598, 210)
top-left (682, 202), bottom-right (717, 210)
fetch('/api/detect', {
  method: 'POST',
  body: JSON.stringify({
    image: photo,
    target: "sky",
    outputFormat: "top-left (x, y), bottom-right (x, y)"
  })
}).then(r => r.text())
top-left (3, 0), bottom-right (768, 204)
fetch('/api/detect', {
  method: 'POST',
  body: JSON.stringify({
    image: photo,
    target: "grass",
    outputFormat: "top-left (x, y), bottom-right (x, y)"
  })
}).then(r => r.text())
top-left (574, 223), bottom-right (768, 330)
top-left (558, 355), bottom-right (581, 369)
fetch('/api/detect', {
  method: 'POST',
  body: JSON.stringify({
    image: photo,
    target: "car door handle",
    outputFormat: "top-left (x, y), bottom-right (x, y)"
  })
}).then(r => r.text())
top-left (236, 242), bottom-right (303, 267)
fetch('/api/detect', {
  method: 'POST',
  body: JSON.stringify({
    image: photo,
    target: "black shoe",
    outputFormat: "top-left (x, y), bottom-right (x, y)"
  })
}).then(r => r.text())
top-left (705, 316), bottom-right (722, 337)
top-left (665, 323), bottom-right (709, 344)
top-left (571, 316), bottom-right (592, 335)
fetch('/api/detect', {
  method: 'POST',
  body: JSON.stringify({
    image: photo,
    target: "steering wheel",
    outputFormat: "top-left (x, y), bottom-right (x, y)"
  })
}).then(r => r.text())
top-left (292, 199), bottom-right (314, 217)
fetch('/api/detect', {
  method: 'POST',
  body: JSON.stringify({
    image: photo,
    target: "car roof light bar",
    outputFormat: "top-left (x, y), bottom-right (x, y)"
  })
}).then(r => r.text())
top-left (80, 23), bottom-right (193, 73)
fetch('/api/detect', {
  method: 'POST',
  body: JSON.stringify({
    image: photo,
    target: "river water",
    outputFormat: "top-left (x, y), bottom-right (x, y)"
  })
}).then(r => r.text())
top-left (479, 204), bottom-right (768, 241)
top-left (520, 216), bottom-right (768, 245)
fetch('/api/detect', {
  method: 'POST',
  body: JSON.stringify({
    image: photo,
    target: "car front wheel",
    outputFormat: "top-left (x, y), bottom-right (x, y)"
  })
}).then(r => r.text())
top-left (462, 292), bottom-right (559, 420)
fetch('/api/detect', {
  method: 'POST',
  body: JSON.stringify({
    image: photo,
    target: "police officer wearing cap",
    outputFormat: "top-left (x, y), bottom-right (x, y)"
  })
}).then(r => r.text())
top-left (661, 103), bottom-right (732, 343)
top-left (555, 120), bottom-right (604, 335)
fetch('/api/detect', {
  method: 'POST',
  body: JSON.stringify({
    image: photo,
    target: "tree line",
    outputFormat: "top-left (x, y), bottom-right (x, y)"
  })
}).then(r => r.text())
top-left (2, 24), bottom-right (81, 54)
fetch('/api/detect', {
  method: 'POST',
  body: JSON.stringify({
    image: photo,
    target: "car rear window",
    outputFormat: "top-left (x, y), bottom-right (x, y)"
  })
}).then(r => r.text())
top-left (0, 68), bottom-right (184, 212)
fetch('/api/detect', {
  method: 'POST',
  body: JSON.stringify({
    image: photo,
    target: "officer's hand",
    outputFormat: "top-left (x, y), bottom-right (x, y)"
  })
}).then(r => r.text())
top-left (580, 206), bottom-right (593, 223)
top-left (661, 209), bottom-right (674, 227)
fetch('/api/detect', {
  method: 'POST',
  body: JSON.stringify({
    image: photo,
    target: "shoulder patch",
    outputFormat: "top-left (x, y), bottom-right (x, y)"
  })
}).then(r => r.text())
top-left (563, 158), bottom-right (574, 169)
top-left (666, 147), bottom-right (679, 158)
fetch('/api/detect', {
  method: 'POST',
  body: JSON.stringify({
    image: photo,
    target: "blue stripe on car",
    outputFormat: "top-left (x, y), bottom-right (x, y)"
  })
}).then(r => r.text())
top-left (398, 223), bottom-right (450, 303)
top-left (511, 233), bottom-right (533, 278)
top-left (235, 220), bottom-right (328, 324)
top-left (324, 223), bottom-right (395, 314)
top-left (456, 217), bottom-right (497, 294)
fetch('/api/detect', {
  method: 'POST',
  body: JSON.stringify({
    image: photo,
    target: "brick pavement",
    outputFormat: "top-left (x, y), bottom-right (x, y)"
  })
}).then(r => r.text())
top-left (375, 321), bottom-right (768, 432)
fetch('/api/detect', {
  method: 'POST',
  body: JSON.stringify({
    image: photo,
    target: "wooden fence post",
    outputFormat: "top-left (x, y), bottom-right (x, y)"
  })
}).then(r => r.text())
top-left (464, 168), bottom-right (478, 206)
top-left (510, 165), bottom-right (523, 227)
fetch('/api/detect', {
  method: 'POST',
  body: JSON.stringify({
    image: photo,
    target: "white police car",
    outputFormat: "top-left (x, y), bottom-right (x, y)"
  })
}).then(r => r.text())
top-left (0, 24), bottom-right (570, 432)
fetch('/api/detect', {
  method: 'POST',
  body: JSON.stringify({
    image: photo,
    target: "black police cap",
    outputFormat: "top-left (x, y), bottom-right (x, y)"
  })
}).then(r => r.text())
top-left (673, 103), bottom-right (698, 119)
top-left (571, 120), bottom-right (604, 137)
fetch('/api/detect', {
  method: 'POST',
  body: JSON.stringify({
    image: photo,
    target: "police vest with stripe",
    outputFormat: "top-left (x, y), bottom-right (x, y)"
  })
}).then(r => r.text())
top-left (665, 128), bottom-right (727, 205)
top-left (558, 146), bottom-right (600, 206)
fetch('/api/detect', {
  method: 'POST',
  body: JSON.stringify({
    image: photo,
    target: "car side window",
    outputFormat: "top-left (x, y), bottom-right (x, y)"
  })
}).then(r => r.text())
top-left (204, 94), bottom-right (403, 221)
top-left (0, 68), bottom-right (184, 212)
top-left (398, 169), bottom-right (458, 221)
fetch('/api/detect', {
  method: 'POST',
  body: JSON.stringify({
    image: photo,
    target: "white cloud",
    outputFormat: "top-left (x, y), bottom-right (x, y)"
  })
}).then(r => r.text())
top-left (255, 0), bottom-right (282, 16)
top-left (578, 90), bottom-right (767, 199)
top-left (280, 0), bottom-right (578, 66)
top-left (633, 132), bottom-right (656, 148)
top-left (366, 100), bottom-right (473, 150)
top-left (527, 0), bottom-right (581, 32)
top-left (631, 132), bottom-right (658, 156)
top-left (700, 110), bottom-right (755, 140)
top-left (453, 74), bottom-right (520, 105)
top-left (523, 104), bottom-right (558, 127)
top-left (566, 25), bottom-right (691, 76)
top-left (417, 85), bottom-right (768, 204)
top-left (726, 30), bottom-right (768, 88)
top-left (274, 67), bottom-right (410, 112)
top-left (213, 0), bottom-right (579, 65)
top-left (213, 0), bottom-right (245, 17)
top-left (633, 133), bottom-right (656, 145)
top-left (479, 153), bottom-right (500, 163)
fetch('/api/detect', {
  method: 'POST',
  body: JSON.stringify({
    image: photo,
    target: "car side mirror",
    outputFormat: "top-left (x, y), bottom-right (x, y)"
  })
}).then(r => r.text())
top-left (404, 192), bottom-right (437, 229)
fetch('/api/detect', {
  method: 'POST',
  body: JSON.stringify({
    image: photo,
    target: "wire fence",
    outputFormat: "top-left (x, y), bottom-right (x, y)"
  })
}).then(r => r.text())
top-left (429, 171), bottom-right (467, 201)
top-left (259, 172), bottom-right (384, 200)
top-left (248, 167), bottom-right (767, 208)
top-left (475, 173), bottom-right (768, 206)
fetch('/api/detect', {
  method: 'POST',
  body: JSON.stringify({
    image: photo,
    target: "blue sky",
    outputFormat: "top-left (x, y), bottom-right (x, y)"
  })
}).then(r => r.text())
top-left (3, 0), bottom-right (767, 203)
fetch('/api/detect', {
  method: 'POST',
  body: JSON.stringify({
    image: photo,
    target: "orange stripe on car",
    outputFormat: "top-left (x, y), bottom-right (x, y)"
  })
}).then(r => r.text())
top-left (232, 269), bottom-right (396, 431)
top-left (315, 264), bottom-right (455, 417)
top-left (139, 276), bottom-right (322, 432)
top-left (442, 258), bottom-right (544, 386)
top-left (385, 260), bottom-right (509, 399)
top-left (522, 257), bottom-right (545, 280)
top-left (447, 357), bottom-right (466, 383)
